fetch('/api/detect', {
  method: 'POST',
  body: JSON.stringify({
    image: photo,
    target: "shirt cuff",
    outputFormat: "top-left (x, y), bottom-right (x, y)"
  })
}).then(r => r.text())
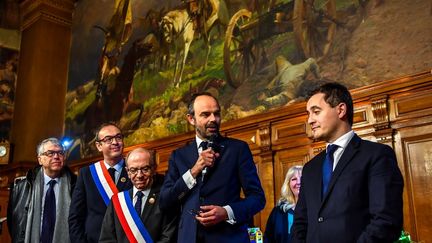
top-left (223, 205), bottom-right (236, 225)
top-left (182, 170), bottom-right (197, 189)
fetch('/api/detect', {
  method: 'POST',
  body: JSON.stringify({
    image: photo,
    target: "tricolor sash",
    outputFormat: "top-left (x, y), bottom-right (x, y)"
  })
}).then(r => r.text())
top-left (112, 191), bottom-right (154, 243)
top-left (90, 161), bottom-right (119, 205)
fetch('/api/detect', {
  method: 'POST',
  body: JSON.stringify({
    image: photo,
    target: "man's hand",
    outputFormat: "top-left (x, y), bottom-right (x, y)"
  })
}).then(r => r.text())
top-left (190, 149), bottom-right (220, 178)
top-left (195, 205), bottom-right (228, 227)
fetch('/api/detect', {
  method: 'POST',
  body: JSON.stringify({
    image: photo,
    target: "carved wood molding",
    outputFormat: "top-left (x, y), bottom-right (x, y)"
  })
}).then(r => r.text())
top-left (20, 0), bottom-right (75, 30)
top-left (258, 124), bottom-right (271, 152)
top-left (371, 95), bottom-right (390, 129)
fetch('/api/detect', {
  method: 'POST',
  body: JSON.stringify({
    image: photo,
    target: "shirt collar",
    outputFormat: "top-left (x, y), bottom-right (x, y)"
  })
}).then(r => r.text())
top-left (43, 170), bottom-right (59, 184)
top-left (133, 186), bottom-right (151, 198)
top-left (195, 135), bottom-right (205, 150)
top-left (327, 130), bottom-right (355, 150)
top-left (104, 159), bottom-right (124, 172)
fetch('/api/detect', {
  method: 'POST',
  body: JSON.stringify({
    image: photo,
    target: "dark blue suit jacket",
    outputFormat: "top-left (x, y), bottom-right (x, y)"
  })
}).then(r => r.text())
top-left (292, 134), bottom-right (404, 243)
top-left (68, 162), bottom-right (132, 243)
top-left (159, 136), bottom-right (266, 243)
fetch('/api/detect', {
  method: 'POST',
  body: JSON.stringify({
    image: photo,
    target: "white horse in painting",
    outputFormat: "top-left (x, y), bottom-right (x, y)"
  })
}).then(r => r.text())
top-left (160, 0), bottom-right (229, 87)
top-left (160, 9), bottom-right (194, 87)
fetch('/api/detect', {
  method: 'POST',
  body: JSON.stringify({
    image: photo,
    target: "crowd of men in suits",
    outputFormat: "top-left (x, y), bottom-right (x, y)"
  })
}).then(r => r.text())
top-left (7, 83), bottom-right (404, 243)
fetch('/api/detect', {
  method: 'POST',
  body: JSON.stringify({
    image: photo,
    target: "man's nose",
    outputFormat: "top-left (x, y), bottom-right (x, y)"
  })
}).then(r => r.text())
top-left (209, 113), bottom-right (219, 122)
top-left (307, 115), bottom-right (314, 125)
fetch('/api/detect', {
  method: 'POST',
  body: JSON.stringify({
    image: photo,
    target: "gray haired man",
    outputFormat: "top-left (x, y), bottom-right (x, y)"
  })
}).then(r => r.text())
top-left (7, 137), bottom-right (77, 243)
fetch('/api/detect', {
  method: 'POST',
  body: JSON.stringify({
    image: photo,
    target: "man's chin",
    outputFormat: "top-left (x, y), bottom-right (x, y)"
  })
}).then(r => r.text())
top-left (206, 131), bottom-right (219, 137)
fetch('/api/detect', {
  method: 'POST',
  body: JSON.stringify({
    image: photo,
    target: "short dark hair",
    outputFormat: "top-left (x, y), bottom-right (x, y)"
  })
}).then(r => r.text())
top-left (94, 122), bottom-right (123, 142)
top-left (309, 82), bottom-right (354, 126)
top-left (187, 92), bottom-right (220, 116)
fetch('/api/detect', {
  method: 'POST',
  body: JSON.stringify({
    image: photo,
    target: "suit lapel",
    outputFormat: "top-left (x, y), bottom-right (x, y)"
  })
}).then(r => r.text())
top-left (141, 185), bottom-right (159, 222)
top-left (320, 135), bottom-right (361, 206)
top-left (313, 152), bottom-right (326, 202)
top-left (186, 140), bottom-right (199, 169)
top-left (116, 161), bottom-right (130, 190)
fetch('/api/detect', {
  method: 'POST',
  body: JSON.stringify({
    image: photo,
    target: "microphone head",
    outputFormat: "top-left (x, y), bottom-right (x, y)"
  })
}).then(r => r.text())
top-left (207, 134), bottom-right (219, 151)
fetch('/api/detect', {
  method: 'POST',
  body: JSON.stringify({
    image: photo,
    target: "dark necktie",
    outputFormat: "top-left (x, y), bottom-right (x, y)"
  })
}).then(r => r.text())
top-left (135, 191), bottom-right (144, 216)
top-left (322, 144), bottom-right (338, 197)
top-left (200, 141), bottom-right (208, 151)
top-left (108, 167), bottom-right (116, 183)
top-left (41, 180), bottom-right (57, 243)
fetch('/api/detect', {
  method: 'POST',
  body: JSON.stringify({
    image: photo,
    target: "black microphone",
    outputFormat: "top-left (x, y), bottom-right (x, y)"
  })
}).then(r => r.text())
top-left (202, 134), bottom-right (217, 182)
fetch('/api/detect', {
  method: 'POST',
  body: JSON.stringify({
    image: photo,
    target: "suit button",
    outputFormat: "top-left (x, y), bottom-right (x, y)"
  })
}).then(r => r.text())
top-left (318, 217), bottom-right (324, 222)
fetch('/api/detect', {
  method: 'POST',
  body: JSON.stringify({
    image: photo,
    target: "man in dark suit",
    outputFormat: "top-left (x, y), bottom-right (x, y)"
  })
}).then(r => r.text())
top-left (69, 122), bottom-right (132, 243)
top-left (99, 148), bottom-right (178, 242)
top-left (160, 92), bottom-right (266, 243)
top-left (291, 83), bottom-right (404, 242)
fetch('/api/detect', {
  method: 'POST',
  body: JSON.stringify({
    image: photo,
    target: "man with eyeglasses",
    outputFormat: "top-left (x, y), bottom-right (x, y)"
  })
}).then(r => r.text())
top-left (99, 147), bottom-right (178, 243)
top-left (69, 122), bottom-right (132, 243)
top-left (7, 137), bottom-right (76, 243)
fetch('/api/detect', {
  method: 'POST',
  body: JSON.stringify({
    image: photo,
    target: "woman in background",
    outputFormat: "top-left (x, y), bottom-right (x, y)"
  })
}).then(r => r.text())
top-left (264, 165), bottom-right (303, 243)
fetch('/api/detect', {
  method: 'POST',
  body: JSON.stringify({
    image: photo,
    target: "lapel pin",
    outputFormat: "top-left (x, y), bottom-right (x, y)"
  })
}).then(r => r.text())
top-left (120, 177), bottom-right (126, 183)
top-left (148, 197), bottom-right (155, 204)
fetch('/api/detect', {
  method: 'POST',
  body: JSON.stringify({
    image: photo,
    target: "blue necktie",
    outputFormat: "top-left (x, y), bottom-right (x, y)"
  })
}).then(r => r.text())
top-left (322, 144), bottom-right (338, 197)
top-left (41, 180), bottom-right (56, 243)
top-left (135, 191), bottom-right (144, 216)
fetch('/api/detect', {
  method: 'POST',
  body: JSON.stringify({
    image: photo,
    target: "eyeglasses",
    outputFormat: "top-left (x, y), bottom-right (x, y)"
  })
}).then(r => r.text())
top-left (97, 134), bottom-right (124, 144)
top-left (127, 166), bottom-right (152, 175)
top-left (41, 150), bottom-right (65, 157)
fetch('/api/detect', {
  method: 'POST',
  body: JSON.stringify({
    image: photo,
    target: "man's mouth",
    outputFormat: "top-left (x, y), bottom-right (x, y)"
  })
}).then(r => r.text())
top-left (206, 124), bottom-right (218, 131)
top-left (110, 146), bottom-right (120, 151)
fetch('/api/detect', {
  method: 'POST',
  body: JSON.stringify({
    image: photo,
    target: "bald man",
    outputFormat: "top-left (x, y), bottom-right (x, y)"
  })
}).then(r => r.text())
top-left (99, 148), bottom-right (178, 243)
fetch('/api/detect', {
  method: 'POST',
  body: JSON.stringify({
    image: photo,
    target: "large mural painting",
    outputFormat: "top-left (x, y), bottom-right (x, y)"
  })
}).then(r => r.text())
top-left (66, 0), bottom-right (432, 159)
top-left (0, 0), bottom-right (20, 142)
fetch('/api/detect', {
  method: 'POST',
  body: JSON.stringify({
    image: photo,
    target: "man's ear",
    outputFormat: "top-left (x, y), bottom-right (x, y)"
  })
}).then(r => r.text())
top-left (37, 156), bottom-right (43, 165)
top-left (337, 103), bottom-right (348, 120)
top-left (95, 142), bottom-right (103, 152)
top-left (187, 114), bottom-right (195, 126)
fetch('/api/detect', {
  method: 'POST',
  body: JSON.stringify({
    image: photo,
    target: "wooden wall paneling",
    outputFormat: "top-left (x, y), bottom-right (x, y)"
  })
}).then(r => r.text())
top-left (271, 115), bottom-right (310, 151)
top-left (273, 147), bottom-right (310, 204)
top-left (389, 88), bottom-right (432, 129)
top-left (394, 126), bottom-right (432, 242)
top-left (0, 188), bottom-right (11, 243)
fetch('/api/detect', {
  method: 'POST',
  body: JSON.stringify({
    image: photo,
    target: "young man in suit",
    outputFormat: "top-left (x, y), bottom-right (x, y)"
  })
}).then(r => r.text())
top-left (99, 148), bottom-right (178, 242)
top-left (69, 122), bottom-right (132, 243)
top-left (160, 92), bottom-right (266, 243)
top-left (8, 137), bottom-right (76, 243)
top-left (291, 83), bottom-right (404, 242)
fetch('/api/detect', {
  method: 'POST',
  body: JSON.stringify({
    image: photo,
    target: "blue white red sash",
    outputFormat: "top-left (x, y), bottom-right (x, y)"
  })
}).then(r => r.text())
top-left (112, 191), bottom-right (154, 243)
top-left (90, 160), bottom-right (119, 205)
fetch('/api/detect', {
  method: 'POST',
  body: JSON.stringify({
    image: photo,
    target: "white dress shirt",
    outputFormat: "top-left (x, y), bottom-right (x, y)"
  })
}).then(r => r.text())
top-left (133, 186), bottom-right (151, 214)
top-left (327, 130), bottom-right (355, 171)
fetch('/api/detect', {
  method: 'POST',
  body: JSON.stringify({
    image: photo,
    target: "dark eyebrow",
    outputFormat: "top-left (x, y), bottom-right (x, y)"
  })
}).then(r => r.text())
top-left (308, 105), bottom-right (322, 112)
